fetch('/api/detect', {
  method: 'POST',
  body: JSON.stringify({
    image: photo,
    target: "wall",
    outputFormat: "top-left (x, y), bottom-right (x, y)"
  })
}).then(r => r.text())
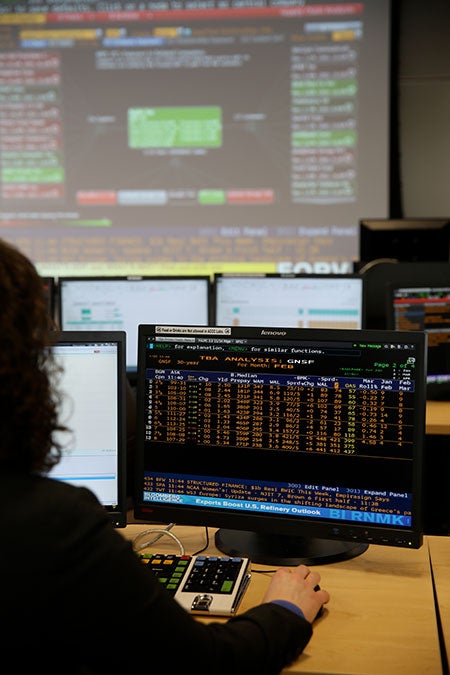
top-left (398, 0), bottom-right (450, 217)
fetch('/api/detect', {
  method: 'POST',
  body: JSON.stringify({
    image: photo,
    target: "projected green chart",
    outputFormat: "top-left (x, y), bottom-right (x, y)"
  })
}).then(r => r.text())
top-left (128, 106), bottom-right (222, 148)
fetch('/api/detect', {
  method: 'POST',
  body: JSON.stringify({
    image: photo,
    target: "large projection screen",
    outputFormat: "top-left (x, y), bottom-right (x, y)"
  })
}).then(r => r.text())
top-left (0, 1), bottom-right (391, 276)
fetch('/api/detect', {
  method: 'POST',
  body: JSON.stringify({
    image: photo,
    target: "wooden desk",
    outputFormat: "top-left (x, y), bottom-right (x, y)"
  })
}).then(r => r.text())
top-left (122, 523), bottom-right (442, 675)
top-left (428, 536), bottom-right (450, 671)
top-left (426, 400), bottom-right (450, 435)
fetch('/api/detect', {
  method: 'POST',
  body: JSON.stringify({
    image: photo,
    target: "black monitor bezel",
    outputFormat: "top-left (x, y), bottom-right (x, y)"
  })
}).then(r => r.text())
top-left (133, 324), bottom-right (426, 554)
top-left (50, 329), bottom-right (128, 528)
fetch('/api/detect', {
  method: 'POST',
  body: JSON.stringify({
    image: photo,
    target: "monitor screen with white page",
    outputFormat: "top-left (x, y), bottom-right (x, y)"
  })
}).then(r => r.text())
top-left (57, 276), bottom-right (211, 376)
top-left (213, 273), bottom-right (364, 328)
top-left (48, 331), bottom-right (127, 527)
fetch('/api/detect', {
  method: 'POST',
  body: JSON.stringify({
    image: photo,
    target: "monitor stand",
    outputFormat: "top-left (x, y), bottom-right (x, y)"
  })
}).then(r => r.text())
top-left (215, 529), bottom-right (368, 566)
top-left (427, 382), bottom-right (450, 401)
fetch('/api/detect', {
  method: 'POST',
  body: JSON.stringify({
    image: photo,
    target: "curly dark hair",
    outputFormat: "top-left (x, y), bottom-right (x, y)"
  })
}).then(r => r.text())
top-left (0, 239), bottom-right (66, 473)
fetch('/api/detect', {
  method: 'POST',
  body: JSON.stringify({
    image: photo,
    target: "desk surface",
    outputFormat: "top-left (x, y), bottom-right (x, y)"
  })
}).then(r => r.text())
top-left (428, 536), bottom-right (450, 669)
top-left (426, 400), bottom-right (450, 435)
top-left (122, 523), bottom-right (442, 675)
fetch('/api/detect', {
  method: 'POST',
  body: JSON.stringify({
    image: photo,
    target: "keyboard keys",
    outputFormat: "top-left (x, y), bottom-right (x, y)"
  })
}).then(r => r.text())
top-left (138, 553), bottom-right (191, 594)
top-left (182, 555), bottom-right (245, 594)
top-left (139, 553), bottom-right (246, 596)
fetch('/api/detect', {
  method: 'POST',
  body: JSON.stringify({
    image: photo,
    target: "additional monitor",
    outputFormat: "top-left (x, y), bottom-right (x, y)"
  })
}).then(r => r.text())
top-left (48, 330), bottom-right (127, 528)
top-left (213, 273), bottom-right (364, 328)
top-left (134, 324), bottom-right (426, 566)
top-left (358, 218), bottom-right (450, 265)
top-left (57, 276), bottom-right (211, 375)
top-left (360, 260), bottom-right (450, 329)
top-left (41, 275), bottom-right (55, 319)
top-left (386, 283), bottom-right (450, 400)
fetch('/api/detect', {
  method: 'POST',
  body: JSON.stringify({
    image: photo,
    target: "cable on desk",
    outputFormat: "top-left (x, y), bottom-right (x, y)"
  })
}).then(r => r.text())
top-left (132, 524), bottom-right (185, 556)
top-left (191, 526), bottom-right (210, 556)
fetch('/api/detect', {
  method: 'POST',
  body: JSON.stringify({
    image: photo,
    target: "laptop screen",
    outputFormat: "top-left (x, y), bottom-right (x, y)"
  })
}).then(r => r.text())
top-left (48, 331), bottom-right (127, 527)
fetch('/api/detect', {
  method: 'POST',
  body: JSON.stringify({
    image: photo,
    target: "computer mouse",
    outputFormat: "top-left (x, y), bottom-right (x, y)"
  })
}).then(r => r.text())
top-left (314, 584), bottom-right (324, 620)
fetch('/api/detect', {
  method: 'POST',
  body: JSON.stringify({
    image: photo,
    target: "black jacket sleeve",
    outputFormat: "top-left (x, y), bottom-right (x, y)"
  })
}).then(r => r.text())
top-left (2, 476), bottom-right (314, 675)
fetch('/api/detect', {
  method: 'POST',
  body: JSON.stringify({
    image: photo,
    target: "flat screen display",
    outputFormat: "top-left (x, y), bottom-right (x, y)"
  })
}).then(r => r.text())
top-left (57, 276), bottom-right (211, 373)
top-left (48, 330), bottom-right (127, 527)
top-left (386, 283), bottom-right (450, 400)
top-left (360, 261), bottom-right (450, 329)
top-left (134, 323), bottom-right (426, 565)
top-left (214, 273), bottom-right (364, 328)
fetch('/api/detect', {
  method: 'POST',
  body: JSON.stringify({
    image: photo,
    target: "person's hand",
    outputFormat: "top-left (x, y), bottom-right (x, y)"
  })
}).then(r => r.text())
top-left (262, 564), bottom-right (330, 623)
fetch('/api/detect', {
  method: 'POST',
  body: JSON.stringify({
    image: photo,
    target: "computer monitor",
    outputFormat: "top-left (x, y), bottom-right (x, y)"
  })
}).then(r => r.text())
top-left (386, 283), bottom-right (450, 400)
top-left (134, 324), bottom-right (426, 566)
top-left (360, 260), bottom-right (450, 329)
top-left (57, 276), bottom-right (211, 377)
top-left (41, 276), bottom-right (55, 319)
top-left (48, 330), bottom-right (128, 528)
top-left (213, 273), bottom-right (365, 328)
top-left (358, 218), bottom-right (450, 265)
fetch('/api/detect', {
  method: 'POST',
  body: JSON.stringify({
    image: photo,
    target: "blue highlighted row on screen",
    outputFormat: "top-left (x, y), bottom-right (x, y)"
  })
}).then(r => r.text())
top-left (143, 492), bottom-right (412, 528)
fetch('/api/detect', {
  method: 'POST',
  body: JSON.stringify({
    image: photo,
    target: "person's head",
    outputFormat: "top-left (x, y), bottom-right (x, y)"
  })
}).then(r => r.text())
top-left (0, 239), bottom-right (64, 473)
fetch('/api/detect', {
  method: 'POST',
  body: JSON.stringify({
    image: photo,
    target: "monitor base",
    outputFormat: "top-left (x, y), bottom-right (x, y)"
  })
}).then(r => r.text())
top-left (215, 528), bottom-right (369, 566)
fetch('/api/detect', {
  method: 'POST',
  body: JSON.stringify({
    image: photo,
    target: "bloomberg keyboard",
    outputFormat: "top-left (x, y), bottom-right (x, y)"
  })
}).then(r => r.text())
top-left (139, 552), bottom-right (251, 615)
